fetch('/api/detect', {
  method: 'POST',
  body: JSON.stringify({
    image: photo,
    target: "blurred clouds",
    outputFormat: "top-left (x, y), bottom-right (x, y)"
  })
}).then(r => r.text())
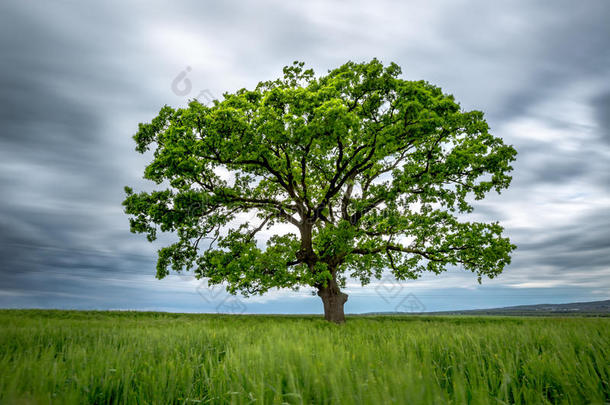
top-left (0, 0), bottom-right (608, 313)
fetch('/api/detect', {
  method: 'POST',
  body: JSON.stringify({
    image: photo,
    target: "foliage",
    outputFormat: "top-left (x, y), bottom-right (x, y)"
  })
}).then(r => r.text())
top-left (123, 59), bottom-right (517, 297)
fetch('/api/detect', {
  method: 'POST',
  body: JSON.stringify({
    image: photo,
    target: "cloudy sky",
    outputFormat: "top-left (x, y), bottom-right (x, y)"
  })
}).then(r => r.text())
top-left (1, 0), bottom-right (608, 314)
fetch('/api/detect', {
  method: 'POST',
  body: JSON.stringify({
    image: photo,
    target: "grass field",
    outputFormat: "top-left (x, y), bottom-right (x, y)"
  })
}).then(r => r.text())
top-left (0, 310), bottom-right (608, 404)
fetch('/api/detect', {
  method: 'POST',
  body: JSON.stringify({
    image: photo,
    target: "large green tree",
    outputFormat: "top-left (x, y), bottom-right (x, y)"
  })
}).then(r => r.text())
top-left (123, 59), bottom-right (517, 323)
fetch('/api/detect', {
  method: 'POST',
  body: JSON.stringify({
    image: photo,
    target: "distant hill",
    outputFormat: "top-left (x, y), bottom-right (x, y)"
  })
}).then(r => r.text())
top-left (362, 299), bottom-right (610, 316)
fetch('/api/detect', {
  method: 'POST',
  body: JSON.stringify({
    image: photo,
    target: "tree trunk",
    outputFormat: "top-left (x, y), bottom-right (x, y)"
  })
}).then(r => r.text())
top-left (317, 279), bottom-right (348, 323)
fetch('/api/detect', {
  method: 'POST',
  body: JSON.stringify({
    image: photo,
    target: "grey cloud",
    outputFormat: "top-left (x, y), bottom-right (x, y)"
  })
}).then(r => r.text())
top-left (593, 91), bottom-right (610, 145)
top-left (0, 0), bottom-right (608, 312)
top-left (498, 133), bottom-right (609, 192)
top-left (435, 0), bottom-right (610, 123)
top-left (503, 208), bottom-right (610, 289)
top-left (518, 146), bottom-right (592, 185)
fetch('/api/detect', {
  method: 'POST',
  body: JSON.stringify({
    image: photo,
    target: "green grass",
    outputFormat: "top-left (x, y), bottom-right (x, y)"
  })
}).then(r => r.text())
top-left (0, 310), bottom-right (608, 404)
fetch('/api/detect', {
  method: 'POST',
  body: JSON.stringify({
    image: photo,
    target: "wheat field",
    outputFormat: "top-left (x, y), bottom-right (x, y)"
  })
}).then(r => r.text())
top-left (0, 310), bottom-right (608, 404)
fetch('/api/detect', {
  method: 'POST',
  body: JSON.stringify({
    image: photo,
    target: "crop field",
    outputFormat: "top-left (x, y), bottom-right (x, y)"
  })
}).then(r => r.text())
top-left (0, 310), bottom-right (608, 404)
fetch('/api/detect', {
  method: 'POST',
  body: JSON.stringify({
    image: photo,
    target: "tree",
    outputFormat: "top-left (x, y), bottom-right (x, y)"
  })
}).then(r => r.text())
top-left (123, 59), bottom-right (517, 323)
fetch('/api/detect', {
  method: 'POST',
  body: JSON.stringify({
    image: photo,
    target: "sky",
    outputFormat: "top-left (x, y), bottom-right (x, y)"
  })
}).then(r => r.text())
top-left (0, 0), bottom-right (609, 315)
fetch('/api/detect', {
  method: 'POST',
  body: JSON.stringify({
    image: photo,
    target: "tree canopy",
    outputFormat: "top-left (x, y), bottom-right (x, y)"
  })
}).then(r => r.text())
top-left (123, 59), bottom-right (517, 322)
